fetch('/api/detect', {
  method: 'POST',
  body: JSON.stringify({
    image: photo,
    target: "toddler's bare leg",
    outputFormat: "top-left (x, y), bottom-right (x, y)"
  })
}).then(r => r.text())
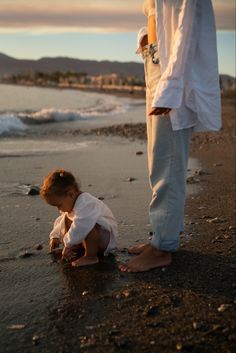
top-left (71, 224), bottom-right (109, 267)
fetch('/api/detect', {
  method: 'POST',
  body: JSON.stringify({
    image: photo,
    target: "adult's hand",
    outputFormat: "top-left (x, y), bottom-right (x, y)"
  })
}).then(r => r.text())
top-left (148, 107), bottom-right (172, 116)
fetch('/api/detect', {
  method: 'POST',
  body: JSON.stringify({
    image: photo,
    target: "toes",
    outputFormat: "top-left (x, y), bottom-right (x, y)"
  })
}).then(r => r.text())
top-left (119, 263), bottom-right (137, 272)
top-left (71, 261), bottom-right (79, 267)
top-left (119, 264), bottom-right (132, 272)
top-left (119, 264), bottom-right (128, 272)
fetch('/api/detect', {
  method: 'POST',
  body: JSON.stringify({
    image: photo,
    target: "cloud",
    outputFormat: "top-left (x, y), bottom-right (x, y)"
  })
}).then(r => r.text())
top-left (0, 0), bottom-right (234, 34)
top-left (0, 4), bottom-right (145, 33)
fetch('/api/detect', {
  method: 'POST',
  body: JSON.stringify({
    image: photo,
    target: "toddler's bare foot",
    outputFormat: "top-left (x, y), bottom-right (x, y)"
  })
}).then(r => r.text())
top-left (119, 244), bottom-right (172, 273)
top-left (128, 243), bottom-right (149, 255)
top-left (71, 256), bottom-right (99, 267)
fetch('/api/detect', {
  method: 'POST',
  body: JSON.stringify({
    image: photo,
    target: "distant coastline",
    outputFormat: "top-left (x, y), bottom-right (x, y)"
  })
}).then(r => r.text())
top-left (0, 52), bottom-right (235, 95)
top-left (0, 81), bottom-right (146, 99)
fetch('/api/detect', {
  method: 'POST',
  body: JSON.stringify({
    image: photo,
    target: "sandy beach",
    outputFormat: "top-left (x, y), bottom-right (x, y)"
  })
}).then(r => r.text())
top-left (0, 92), bottom-right (235, 353)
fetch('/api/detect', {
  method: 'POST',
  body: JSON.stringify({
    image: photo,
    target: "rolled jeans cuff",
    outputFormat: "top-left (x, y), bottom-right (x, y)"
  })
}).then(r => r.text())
top-left (150, 238), bottom-right (180, 252)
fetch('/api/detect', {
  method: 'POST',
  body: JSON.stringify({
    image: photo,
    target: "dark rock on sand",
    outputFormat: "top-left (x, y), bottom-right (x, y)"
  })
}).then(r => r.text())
top-left (27, 186), bottom-right (40, 196)
top-left (32, 335), bottom-right (40, 345)
top-left (207, 217), bottom-right (226, 224)
top-left (194, 168), bottom-right (209, 176)
top-left (114, 337), bottom-right (130, 349)
top-left (35, 244), bottom-right (43, 251)
top-left (126, 177), bottom-right (136, 182)
top-left (186, 176), bottom-right (201, 184)
top-left (18, 250), bottom-right (34, 258)
top-left (136, 151), bottom-right (143, 155)
top-left (146, 305), bottom-right (159, 316)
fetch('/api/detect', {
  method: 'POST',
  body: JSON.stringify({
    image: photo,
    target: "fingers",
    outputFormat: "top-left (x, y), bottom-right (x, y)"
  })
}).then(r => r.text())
top-left (148, 107), bottom-right (172, 116)
top-left (62, 247), bottom-right (74, 261)
top-left (49, 239), bottom-right (61, 253)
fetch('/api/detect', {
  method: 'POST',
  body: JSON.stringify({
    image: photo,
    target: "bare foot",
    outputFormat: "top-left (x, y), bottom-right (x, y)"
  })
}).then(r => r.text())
top-left (119, 244), bottom-right (172, 272)
top-left (128, 243), bottom-right (149, 255)
top-left (71, 256), bottom-right (99, 267)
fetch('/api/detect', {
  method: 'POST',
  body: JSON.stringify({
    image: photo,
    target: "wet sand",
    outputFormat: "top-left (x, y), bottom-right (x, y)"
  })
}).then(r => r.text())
top-left (0, 95), bottom-right (235, 353)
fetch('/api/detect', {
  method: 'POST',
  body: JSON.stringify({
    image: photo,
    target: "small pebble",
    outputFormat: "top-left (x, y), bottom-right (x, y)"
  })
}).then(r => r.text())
top-left (27, 186), bottom-right (40, 196)
top-left (115, 338), bottom-right (129, 348)
top-left (80, 339), bottom-right (96, 349)
top-left (18, 250), bottom-right (34, 258)
top-left (122, 289), bottom-right (132, 298)
top-left (176, 343), bottom-right (182, 351)
top-left (32, 335), bottom-right (40, 345)
top-left (207, 217), bottom-right (226, 224)
top-left (217, 304), bottom-right (231, 312)
top-left (147, 305), bottom-right (159, 316)
top-left (186, 176), bottom-right (200, 184)
top-left (7, 324), bottom-right (25, 330)
top-left (109, 330), bottom-right (121, 336)
top-left (194, 169), bottom-right (209, 176)
top-left (82, 291), bottom-right (89, 296)
top-left (213, 163), bottom-right (223, 167)
top-left (35, 244), bottom-right (43, 251)
top-left (126, 177), bottom-right (136, 182)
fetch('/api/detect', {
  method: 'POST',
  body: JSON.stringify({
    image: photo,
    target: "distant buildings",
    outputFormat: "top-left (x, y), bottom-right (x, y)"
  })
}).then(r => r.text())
top-left (0, 71), bottom-right (145, 93)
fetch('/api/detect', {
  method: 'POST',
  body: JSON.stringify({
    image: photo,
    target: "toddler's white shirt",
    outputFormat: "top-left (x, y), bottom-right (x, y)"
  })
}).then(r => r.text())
top-left (49, 192), bottom-right (118, 253)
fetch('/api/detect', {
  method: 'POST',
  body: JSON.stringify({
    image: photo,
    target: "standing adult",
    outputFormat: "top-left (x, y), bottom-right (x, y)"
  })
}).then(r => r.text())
top-left (120, 0), bottom-right (221, 272)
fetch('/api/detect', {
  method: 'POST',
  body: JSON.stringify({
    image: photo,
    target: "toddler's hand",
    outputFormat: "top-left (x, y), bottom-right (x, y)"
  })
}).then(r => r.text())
top-left (62, 246), bottom-right (75, 261)
top-left (50, 238), bottom-right (61, 253)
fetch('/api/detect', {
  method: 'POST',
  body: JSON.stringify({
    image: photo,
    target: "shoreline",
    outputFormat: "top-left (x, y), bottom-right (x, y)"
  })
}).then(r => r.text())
top-left (0, 81), bottom-right (146, 100)
top-left (0, 95), bottom-right (235, 353)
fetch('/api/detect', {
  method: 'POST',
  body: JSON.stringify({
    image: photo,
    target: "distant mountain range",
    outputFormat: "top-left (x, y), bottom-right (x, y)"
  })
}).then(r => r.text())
top-left (0, 53), bottom-right (144, 79)
top-left (0, 53), bottom-right (235, 90)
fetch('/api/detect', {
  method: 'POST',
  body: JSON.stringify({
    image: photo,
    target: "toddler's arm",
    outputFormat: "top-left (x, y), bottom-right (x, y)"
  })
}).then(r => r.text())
top-left (49, 214), bottom-right (66, 251)
top-left (63, 201), bottom-right (99, 248)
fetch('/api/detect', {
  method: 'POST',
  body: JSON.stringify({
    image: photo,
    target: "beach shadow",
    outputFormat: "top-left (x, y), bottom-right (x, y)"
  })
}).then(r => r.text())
top-left (51, 249), bottom-right (234, 300)
top-left (123, 250), bottom-right (235, 299)
top-left (56, 253), bottom-right (122, 298)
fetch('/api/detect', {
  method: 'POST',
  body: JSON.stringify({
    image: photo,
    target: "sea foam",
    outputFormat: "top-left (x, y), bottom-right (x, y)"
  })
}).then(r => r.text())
top-left (0, 114), bottom-right (27, 135)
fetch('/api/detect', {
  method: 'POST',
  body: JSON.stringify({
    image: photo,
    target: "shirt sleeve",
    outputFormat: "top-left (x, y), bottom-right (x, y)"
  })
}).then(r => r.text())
top-left (152, 0), bottom-right (198, 109)
top-left (49, 214), bottom-right (66, 241)
top-left (63, 201), bottom-right (99, 247)
top-left (136, 26), bottom-right (148, 54)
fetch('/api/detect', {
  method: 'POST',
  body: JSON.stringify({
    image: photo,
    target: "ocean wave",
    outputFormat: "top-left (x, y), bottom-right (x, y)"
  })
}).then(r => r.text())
top-left (18, 108), bottom-right (80, 124)
top-left (0, 97), bottom-right (129, 135)
top-left (17, 102), bottom-right (128, 124)
top-left (0, 114), bottom-right (27, 135)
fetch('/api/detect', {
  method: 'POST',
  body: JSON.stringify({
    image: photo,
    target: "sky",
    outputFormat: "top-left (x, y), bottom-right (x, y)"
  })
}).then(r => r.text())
top-left (0, 0), bottom-right (235, 76)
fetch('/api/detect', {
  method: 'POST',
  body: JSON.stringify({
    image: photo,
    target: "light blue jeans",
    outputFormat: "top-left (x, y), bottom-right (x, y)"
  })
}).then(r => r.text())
top-left (144, 54), bottom-right (193, 252)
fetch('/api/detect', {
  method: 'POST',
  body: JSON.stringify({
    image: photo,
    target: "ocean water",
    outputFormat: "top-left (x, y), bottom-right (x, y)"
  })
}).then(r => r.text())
top-left (0, 84), bottom-right (137, 136)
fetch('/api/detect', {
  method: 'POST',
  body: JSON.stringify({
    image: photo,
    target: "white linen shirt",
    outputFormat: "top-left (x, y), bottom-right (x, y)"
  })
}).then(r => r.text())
top-left (137, 0), bottom-right (221, 132)
top-left (49, 192), bottom-right (118, 252)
